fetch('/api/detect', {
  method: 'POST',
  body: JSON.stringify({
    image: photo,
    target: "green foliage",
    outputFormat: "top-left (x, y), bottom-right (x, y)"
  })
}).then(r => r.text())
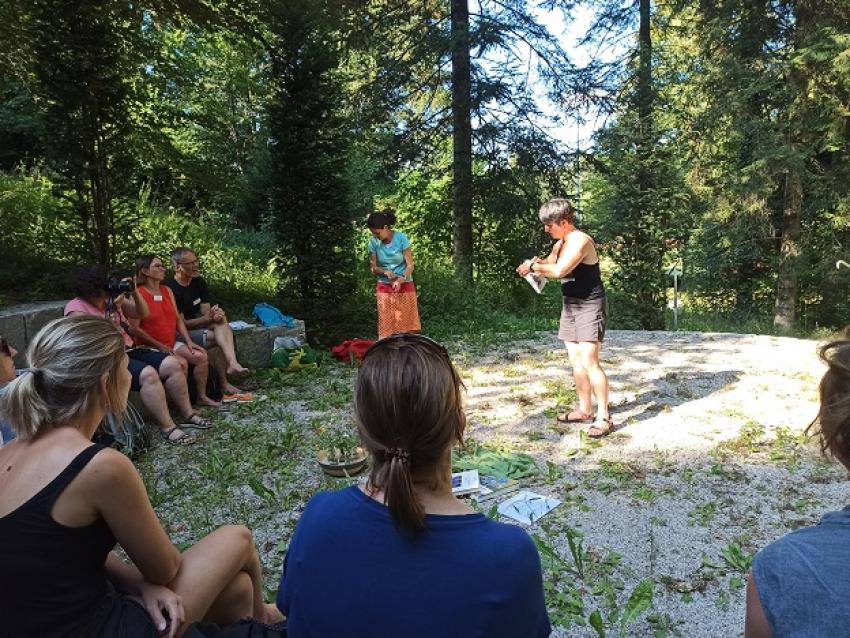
top-left (267, 1), bottom-right (356, 342)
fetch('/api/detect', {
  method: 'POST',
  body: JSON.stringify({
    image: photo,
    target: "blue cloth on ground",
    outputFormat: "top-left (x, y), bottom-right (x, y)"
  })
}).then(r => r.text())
top-left (277, 485), bottom-right (551, 638)
top-left (752, 505), bottom-right (850, 637)
top-left (253, 303), bottom-right (295, 328)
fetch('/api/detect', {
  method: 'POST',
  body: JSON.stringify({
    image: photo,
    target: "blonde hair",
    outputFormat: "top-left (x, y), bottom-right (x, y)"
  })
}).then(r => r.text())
top-left (0, 315), bottom-right (127, 440)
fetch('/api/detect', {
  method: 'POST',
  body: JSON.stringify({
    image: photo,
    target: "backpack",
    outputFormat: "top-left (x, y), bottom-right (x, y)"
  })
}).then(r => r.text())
top-left (271, 345), bottom-right (319, 371)
top-left (253, 303), bottom-right (295, 328)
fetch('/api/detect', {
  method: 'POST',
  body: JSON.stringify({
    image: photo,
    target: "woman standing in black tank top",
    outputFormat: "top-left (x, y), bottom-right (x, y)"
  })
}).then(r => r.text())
top-left (0, 315), bottom-right (282, 637)
top-left (516, 198), bottom-right (613, 437)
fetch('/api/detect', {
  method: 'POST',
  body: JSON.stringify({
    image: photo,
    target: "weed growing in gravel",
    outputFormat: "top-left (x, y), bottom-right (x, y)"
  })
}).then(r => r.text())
top-left (533, 525), bottom-right (656, 635)
top-left (688, 502), bottom-right (716, 527)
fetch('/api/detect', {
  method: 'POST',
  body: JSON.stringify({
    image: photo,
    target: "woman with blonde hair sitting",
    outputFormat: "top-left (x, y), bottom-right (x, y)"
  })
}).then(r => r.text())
top-left (276, 333), bottom-right (550, 636)
top-left (0, 315), bottom-right (281, 637)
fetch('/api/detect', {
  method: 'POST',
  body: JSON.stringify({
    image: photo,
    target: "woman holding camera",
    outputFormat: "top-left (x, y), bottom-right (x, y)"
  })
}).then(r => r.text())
top-left (64, 265), bottom-right (202, 443)
top-left (0, 315), bottom-right (283, 637)
top-left (132, 255), bottom-right (219, 412)
top-left (276, 333), bottom-right (551, 637)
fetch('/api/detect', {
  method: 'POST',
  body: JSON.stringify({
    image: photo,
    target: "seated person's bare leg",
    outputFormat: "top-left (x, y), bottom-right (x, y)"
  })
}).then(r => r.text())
top-left (159, 356), bottom-right (197, 420)
top-left (138, 365), bottom-right (191, 441)
top-left (169, 525), bottom-right (283, 635)
top-left (207, 318), bottom-right (249, 377)
top-left (207, 346), bottom-right (241, 395)
top-left (175, 345), bottom-right (219, 407)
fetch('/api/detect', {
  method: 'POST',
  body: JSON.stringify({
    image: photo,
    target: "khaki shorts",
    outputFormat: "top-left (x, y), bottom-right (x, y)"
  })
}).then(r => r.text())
top-left (558, 296), bottom-right (608, 343)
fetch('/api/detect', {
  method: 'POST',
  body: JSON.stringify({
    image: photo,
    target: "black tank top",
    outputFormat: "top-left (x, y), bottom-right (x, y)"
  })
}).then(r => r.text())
top-left (558, 237), bottom-right (605, 300)
top-left (0, 444), bottom-right (115, 637)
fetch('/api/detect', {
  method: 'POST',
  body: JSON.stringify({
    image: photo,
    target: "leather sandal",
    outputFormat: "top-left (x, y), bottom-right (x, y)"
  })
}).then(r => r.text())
top-left (556, 409), bottom-right (593, 424)
top-left (160, 426), bottom-right (196, 445)
top-left (587, 417), bottom-right (614, 439)
top-left (180, 413), bottom-right (213, 429)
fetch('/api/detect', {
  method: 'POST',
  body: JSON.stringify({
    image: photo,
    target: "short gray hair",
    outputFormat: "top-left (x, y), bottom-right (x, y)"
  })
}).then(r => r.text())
top-left (538, 198), bottom-right (577, 225)
top-left (171, 246), bottom-right (195, 268)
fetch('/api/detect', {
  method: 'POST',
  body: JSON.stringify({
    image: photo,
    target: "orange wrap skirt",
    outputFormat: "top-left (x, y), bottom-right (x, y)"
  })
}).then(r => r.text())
top-left (376, 281), bottom-right (421, 338)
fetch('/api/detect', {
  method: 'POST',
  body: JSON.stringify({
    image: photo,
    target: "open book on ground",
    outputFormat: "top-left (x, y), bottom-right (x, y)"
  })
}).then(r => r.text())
top-left (497, 490), bottom-right (561, 525)
top-left (451, 469), bottom-right (481, 496)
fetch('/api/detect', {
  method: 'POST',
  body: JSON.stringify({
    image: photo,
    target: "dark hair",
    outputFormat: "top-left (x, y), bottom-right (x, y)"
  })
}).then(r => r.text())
top-left (366, 210), bottom-right (397, 229)
top-left (135, 254), bottom-right (159, 279)
top-left (355, 334), bottom-right (465, 533)
top-left (70, 265), bottom-right (109, 301)
top-left (808, 339), bottom-right (850, 462)
top-left (538, 198), bottom-right (577, 225)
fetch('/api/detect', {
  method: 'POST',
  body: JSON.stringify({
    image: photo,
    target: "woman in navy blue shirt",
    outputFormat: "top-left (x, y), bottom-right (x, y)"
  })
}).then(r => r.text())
top-left (277, 333), bottom-right (551, 637)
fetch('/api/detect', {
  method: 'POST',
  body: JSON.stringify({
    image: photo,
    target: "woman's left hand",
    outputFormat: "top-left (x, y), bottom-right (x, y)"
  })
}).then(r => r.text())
top-left (138, 582), bottom-right (184, 638)
top-left (392, 276), bottom-right (405, 291)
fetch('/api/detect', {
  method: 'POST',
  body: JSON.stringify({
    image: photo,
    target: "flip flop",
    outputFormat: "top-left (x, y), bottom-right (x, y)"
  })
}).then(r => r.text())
top-left (223, 392), bottom-right (254, 403)
top-left (556, 409), bottom-right (593, 424)
top-left (181, 413), bottom-right (213, 429)
top-left (587, 417), bottom-right (614, 439)
top-left (160, 427), bottom-right (196, 445)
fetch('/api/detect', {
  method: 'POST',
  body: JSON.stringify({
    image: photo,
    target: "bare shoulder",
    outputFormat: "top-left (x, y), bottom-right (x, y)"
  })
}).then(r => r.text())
top-left (80, 446), bottom-right (138, 486)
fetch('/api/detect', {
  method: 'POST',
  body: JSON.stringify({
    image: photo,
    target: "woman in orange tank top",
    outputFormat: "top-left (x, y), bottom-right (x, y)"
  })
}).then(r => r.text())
top-left (133, 255), bottom-right (220, 409)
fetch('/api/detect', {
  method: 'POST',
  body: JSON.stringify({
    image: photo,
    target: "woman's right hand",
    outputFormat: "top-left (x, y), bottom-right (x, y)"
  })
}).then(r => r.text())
top-left (137, 582), bottom-right (184, 638)
top-left (384, 269), bottom-right (398, 281)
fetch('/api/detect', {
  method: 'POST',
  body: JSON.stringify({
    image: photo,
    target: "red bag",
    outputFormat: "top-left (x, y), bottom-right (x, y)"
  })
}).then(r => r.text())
top-left (331, 339), bottom-right (376, 364)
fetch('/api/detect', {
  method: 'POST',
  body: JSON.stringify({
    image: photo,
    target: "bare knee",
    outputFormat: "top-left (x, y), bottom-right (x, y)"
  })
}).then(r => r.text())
top-left (218, 524), bottom-right (253, 553)
top-left (139, 365), bottom-right (161, 389)
top-left (161, 356), bottom-right (187, 377)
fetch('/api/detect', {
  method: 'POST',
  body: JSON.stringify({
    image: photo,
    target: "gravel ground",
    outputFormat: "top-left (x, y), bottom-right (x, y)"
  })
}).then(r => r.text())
top-left (138, 329), bottom-right (848, 637)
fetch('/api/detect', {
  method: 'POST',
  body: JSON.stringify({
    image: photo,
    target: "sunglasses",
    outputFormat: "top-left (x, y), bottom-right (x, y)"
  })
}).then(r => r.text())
top-left (363, 333), bottom-right (449, 361)
top-left (0, 336), bottom-right (10, 357)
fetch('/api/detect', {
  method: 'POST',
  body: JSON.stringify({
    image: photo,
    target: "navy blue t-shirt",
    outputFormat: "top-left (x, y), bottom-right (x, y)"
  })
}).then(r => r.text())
top-left (277, 486), bottom-right (550, 638)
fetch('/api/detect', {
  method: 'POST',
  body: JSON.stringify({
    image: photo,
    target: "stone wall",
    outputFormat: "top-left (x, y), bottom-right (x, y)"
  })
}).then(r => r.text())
top-left (0, 301), bottom-right (305, 369)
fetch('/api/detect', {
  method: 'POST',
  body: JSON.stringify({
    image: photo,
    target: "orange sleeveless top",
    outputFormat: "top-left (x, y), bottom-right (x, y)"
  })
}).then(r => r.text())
top-left (136, 286), bottom-right (178, 348)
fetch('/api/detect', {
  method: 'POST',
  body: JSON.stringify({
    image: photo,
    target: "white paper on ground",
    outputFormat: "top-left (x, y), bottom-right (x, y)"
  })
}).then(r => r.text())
top-left (229, 320), bottom-right (255, 330)
top-left (497, 490), bottom-right (561, 525)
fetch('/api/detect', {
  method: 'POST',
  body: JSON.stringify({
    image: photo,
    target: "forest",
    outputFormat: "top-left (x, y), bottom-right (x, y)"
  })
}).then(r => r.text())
top-left (1, 0), bottom-right (849, 341)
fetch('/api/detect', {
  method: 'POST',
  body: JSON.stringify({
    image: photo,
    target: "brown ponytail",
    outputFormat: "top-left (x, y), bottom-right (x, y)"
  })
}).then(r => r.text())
top-left (355, 335), bottom-right (464, 533)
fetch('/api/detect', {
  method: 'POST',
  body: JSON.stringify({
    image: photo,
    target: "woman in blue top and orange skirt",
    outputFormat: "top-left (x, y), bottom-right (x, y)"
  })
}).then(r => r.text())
top-left (367, 210), bottom-right (421, 338)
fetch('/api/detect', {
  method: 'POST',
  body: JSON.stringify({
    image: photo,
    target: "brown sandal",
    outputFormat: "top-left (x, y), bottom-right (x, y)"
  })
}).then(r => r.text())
top-left (556, 409), bottom-right (593, 424)
top-left (587, 417), bottom-right (613, 438)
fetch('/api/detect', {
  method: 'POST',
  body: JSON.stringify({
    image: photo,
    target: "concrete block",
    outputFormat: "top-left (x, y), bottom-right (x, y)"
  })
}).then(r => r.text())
top-left (23, 301), bottom-right (67, 344)
top-left (233, 320), bottom-right (307, 368)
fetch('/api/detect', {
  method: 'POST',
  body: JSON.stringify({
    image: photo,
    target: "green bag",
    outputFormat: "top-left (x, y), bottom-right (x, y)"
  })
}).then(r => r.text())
top-left (272, 345), bottom-right (318, 371)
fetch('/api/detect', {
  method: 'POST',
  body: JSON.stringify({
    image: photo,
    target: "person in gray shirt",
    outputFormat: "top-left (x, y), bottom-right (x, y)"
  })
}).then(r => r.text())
top-left (746, 338), bottom-right (850, 638)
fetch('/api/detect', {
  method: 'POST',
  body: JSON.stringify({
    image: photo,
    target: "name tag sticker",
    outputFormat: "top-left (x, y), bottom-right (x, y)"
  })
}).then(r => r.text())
top-left (193, 297), bottom-right (201, 306)
top-left (153, 295), bottom-right (163, 302)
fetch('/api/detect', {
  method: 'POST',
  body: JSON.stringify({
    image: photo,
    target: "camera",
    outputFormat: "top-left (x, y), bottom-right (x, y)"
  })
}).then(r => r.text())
top-left (106, 277), bottom-right (135, 297)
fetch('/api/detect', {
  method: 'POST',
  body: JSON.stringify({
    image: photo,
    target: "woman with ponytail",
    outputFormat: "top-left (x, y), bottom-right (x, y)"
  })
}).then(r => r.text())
top-left (276, 333), bottom-right (550, 637)
top-left (0, 315), bottom-right (282, 637)
top-left (366, 210), bottom-right (422, 338)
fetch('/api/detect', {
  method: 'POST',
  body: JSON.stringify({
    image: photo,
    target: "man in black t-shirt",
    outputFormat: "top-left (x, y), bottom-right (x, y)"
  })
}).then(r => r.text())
top-left (164, 247), bottom-right (252, 400)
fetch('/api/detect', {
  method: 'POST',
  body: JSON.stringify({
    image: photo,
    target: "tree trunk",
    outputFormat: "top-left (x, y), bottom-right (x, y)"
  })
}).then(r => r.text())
top-left (773, 171), bottom-right (802, 332)
top-left (451, 0), bottom-right (473, 284)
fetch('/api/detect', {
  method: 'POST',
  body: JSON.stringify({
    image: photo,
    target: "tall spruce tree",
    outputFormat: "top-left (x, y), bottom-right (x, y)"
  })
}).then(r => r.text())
top-left (267, 0), bottom-right (355, 339)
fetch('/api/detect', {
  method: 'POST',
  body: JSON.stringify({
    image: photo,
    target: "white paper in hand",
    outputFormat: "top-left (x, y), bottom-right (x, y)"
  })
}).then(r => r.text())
top-left (524, 272), bottom-right (547, 294)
